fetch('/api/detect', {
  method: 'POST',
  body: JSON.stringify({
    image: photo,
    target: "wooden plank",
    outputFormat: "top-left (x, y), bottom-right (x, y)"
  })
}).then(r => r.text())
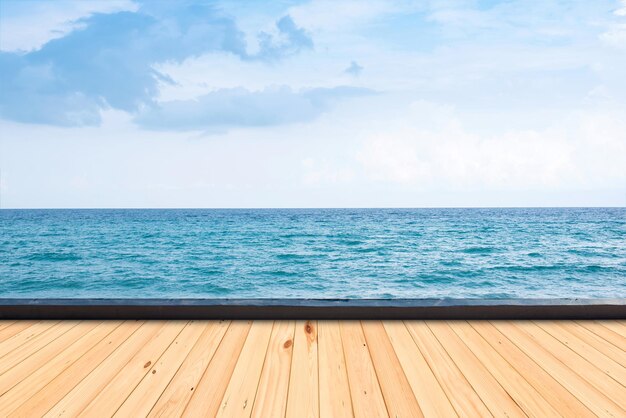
top-left (318, 320), bottom-right (353, 418)
top-left (340, 321), bottom-right (387, 418)
top-left (78, 321), bottom-right (187, 417)
top-left (9, 321), bottom-right (142, 418)
top-left (43, 321), bottom-right (167, 418)
top-left (2, 318), bottom-right (624, 418)
top-left (0, 322), bottom-right (98, 386)
top-left (593, 320), bottom-right (626, 343)
top-left (215, 320), bottom-right (273, 417)
top-left (383, 321), bottom-right (457, 418)
top-left (286, 320), bottom-right (319, 418)
top-left (251, 321), bottom-right (295, 418)
top-left (427, 321), bottom-right (525, 417)
top-left (0, 321), bottom-right (16, 333)
top-left (535, 321), bottom-right (626, 385)
top-left (405, 321), bottom-right (492, 417)
top-left (471, 321), bottom-right (594, 417)
top-left (0, 321), bottom-right (73, 376)
top-left (564, 322), bottom-right (626, 368)
top-left (0, 321), bottom-right (61, 362)
top-left (492, 321), bottom-right (623, 417)
top-left (577, 320), bottom-right (626, 350)
top-left (515, 321), bottom-right (626, 409)
top-left (596, 320), bottom-right (626, 337)
top-left (0, 321), bottom-right (38, 344)
top-left (362, 321), bottom-right (423, 417)
top-left (114, 321), bottom-right (207, 417)
top-left (0, 321), bottom-right (105, 406)
top-left (181, 321), bottom-right (252, 417)
top-left (147, 320), bottom-right (230, 418)
top-left (448, 321), bottom-right (560, 417)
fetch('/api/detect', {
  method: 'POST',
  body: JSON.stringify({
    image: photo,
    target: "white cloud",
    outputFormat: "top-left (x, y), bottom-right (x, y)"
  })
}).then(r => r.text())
top-left (2, 0), bottom-right (625, 208)
top-left (136, 85), bottom-right (372, 131)
top-left (357, 135), bottom-right (424, 183)
top-left (0, 0), bottom-right (137, 51)
top-left (599, 0), bottom-right (626, 48)
top-left (287, 0), bottom-right (401, 33)
top-left (154, 52), bottom-right (354, 101)
top-left (601, 23), bottom-right (626, 48)
top-left (356, 102), bottom-right (626, 190)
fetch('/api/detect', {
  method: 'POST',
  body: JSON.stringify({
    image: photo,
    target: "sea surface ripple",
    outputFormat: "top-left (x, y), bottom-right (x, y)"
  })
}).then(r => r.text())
top-left (1, 208), bottom-right (624, 299)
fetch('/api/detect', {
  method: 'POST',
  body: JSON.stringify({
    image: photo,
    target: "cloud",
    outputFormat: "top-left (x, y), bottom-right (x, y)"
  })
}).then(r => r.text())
top-left (135, 86), bottom-right (373, 131)
top-left (356, 102), bottom-right (626, 190)
top-left (344, 61), bottom-right (363, 76)
top-left (287, 0), bottom-right (404, 32)
top-left (600, 1), bottom-right (626, 48)
top-left (256, 16), bottom-right (313, 61)
top-left (357, 135), bottom-right (424, 183)
top-left (0, 0), bottom-right (136, 52)
top-left (0, 1), bottom-right (312, 126)
top-left (601, 23), bottom-right (626, 48)
top-left (424, 0), bottom-right (613, 47)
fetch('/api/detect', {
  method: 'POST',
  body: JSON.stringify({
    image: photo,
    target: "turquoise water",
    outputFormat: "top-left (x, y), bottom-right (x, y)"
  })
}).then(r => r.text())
top-left (0, 208), bottom-right (624, 299)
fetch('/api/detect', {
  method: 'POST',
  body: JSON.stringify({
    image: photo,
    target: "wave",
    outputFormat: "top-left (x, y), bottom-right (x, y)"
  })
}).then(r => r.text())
top-left (24, 251), bottom-right (82, 262)
top-left (461, 246), bottom-right (495, 255)
top-left (2, 208), bottom-right (625, 298)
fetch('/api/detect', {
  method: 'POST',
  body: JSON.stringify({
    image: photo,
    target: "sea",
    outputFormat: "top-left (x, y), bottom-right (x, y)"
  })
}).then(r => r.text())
top-left (0, 208), bottom-right (624, 299)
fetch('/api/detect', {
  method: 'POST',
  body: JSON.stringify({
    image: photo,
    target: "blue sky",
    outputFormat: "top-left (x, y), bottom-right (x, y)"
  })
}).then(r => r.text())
top-left (0, 0), bottom-right (625, 207)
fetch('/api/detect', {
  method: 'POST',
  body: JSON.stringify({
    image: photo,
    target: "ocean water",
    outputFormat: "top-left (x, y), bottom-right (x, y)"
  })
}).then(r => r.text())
top-left (0, 208), bottom-right (624, 299)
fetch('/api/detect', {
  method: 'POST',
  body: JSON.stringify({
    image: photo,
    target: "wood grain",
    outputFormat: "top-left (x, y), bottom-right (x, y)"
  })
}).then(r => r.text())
top-left (2, 319), bottom-right (623, 418)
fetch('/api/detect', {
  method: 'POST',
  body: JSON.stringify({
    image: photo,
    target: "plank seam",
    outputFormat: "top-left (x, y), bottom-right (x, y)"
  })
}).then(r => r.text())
top-left (39, 320), bottom-right (147, 416)
top-left (126, 320), bottom-right (210, 417)
top-left (496, 321), bottom-right (614, 416)
top-left (511, 321), bottom-right (625, 410)
top-left (574, 320), bottom-right (625, 351)
top-left (421, 321), bottom-right (493, 417)
top-left (444, 321), bottom-right (529, 416)
top-left (146, 320), bottom-right (231, 417)
top-left (249, 320), bottom-right (277, 415)
top-left (336, 320), bottom-right (356, 418)
top-left (0, 321), bottom-right (124, 414)
top-left (534, 320), bottom-right (626, 389)
top-left (180, 321), bottom-right (252, 417)
top-left (401, 320), bottom-right (458, 417)
top-left (358, 321), bottom-right (391, 418)
top-left (0, 321), bottom-right (42, 345)
top-left (0, 321), bottom-right (80, 378)
top-left (108, 321), bottom-right (191, 417)
top-left (569, 322), bottom-right (626, 367)
top-left (0, 321), bottom-right (59, 361)
top-left (284, 320), bottom-right (296, 418)
top-left (461, 321), bottom-right (563, 416)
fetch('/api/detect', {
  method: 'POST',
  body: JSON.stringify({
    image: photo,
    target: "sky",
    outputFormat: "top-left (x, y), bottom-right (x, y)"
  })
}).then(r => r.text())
top-left (0, 0), bottom-right (625, 208)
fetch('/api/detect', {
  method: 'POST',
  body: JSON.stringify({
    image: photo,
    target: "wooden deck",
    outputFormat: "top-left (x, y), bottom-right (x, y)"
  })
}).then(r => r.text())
top-left (0, 320), bottom-right (624, 417)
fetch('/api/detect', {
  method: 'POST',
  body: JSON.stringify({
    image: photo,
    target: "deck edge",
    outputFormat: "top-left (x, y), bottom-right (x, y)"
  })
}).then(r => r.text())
top-left (0, 298), bottom-right (624, 319)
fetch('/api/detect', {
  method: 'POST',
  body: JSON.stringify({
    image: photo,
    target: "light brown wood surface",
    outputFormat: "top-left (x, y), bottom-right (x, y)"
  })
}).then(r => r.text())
top-left (0, 319), bottom-right (623, 417)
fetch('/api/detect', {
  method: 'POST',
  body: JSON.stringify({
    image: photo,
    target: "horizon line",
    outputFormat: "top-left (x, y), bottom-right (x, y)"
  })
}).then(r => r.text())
top-left (1, 206), bottom-right (625, 210)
